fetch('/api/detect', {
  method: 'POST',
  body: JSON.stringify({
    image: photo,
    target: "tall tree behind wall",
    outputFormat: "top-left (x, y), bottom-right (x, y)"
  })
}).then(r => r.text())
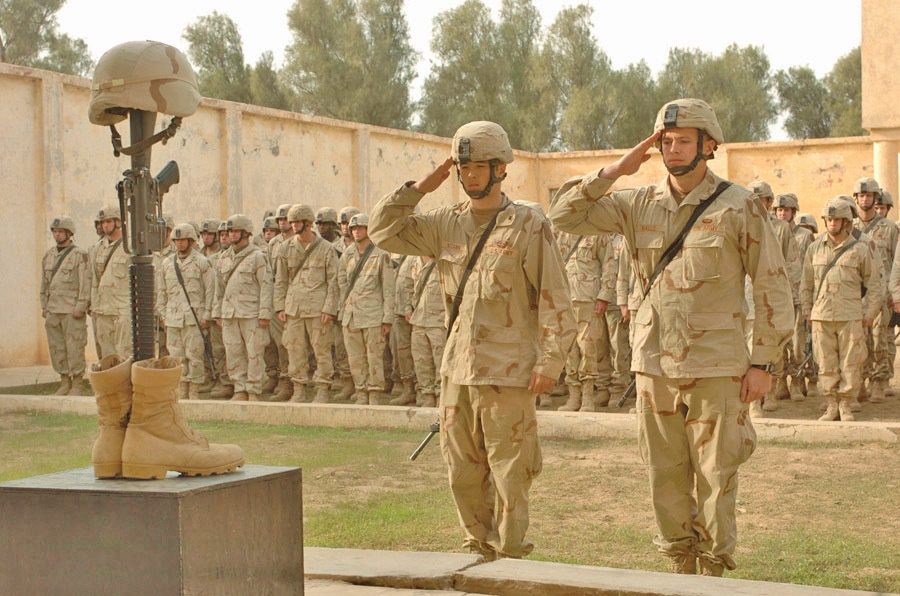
top-left (826, 47), bottom-right (864, 138)
top-left (184, 11), bottom-right (252, 104)
top-left (0, 0), bottom-right (92, 76)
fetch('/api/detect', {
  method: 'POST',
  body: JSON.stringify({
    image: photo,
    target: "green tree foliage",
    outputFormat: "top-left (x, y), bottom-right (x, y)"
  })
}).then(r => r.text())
top-left (250, 51), bottom-right (292, 111)
top-left (283, 0), bottom-right (416, 129)
top-left (658, 45), bottom-right (777, 143)
top-left (826, 46), bottom-right (864, 137)
top-left (0, 0), bottom-right (92, 76)
top-left (183, 11), bottom-right (251, 104)
top-left (775, 66), bottom-right (832, 140)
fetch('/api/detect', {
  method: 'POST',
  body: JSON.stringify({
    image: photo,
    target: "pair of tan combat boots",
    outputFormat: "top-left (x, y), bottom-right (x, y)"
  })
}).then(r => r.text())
top-left (89, 355), bottom-right (244, 480)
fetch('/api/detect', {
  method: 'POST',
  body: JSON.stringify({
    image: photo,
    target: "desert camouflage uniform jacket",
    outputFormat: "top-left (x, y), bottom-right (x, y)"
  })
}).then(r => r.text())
top-left (400, 255), bottom-right (445, 328)
top-left (273, 235), bottom-right (340, 318)
top-left (549, 169), bottom-right (794, 378)
top-left (156, 250), bottom-right (215, 327)
top-left (212, 243), bottom-right (273, 320)
top-left (556, 231), bottom-right (616, 304)
top-left (800, 233), bottom-right (882, 322)
top-left (91, 236), bottom-right (131, 316)
top-left (338, 241), bottom-right (395, 329)
top-left (369, 185), bottom-right (576, 388)
top-left (41, 243), bottom-right (90, 314)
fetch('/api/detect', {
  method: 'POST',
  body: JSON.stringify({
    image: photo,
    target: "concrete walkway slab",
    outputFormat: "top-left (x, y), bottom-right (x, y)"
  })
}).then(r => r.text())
top-left (306, 579), bottom-right (469, 595)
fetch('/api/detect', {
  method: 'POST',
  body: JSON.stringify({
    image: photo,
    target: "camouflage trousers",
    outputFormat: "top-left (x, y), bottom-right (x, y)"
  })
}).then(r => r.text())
top-left (343, 326), bottom-right (386, 392)
top-left (411, 325), bottom-right (446, 396)
top-left (283, 315), bottom-right (334, 386)
top-left (165, 324), bottom-right (206, 384)
top-left (94, 312), bottom-right (132, 360)
top-left (332, 320), bottom-right (349, 378)
top-left (222, 318), bottom-right (268, 394)
top-left (391, 316), bottom-right (415, 381)
top-left (440, 379), bottom-right (542, 559)
top-left (864, 305), bottom-right (891, 382)
top-left (44, 312), bottom-right (87, 376)
top-left (564, 301), bottom-right (611, 385)
top-left (636, 373), bottom-right (756, 571)
top-left (812, 319), bottom-right (866, 398)
top-left (205, 322), bottom-right (230, 386)
top-left (787, 316), bottom-right (815, 382)
top-left (606, 307), bottom-right (632, 388)
top-left (265, 313), bottom-right (289, 380)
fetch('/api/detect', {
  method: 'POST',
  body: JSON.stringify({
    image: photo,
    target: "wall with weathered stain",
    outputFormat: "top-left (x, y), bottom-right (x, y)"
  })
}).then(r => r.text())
top-left (0, 63), bottom-right (878, 367)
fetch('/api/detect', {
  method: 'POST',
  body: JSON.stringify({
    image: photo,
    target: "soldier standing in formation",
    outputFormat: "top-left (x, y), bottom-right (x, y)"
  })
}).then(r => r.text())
top-left (550, 99), bottom-right (793, 576)
top-left (41, 216), bottom-right (90, 395)
top-left (90, 204), bottom-right (132, 360)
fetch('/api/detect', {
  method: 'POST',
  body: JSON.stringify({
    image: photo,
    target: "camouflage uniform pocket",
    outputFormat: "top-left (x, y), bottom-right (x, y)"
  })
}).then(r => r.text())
top-left (682, 233), bottom-right (723, 282)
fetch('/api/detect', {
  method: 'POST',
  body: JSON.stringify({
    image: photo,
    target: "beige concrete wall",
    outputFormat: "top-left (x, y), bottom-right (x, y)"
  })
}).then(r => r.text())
top-left (0, 63), bottom-right (878, 367)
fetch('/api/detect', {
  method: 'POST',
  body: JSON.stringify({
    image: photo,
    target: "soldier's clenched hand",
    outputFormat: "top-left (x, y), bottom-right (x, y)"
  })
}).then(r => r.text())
top-left (411, 157), bottom-right (454, 195)
top-left (528, 372), bottom-right (555, 394)
top-left (740, 367), bottom-right (771, 403)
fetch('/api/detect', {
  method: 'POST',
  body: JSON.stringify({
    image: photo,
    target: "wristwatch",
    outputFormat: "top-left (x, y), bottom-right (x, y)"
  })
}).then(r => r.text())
top-left (750, 363), bottom-right (775, 374)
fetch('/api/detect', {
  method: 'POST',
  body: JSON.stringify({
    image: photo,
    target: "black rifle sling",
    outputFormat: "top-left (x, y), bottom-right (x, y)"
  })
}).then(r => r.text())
top-left (412, 260), bottom-right (437, 313)
top-left (99, 238), bottom-right (122, 279)
top-left (222, 248), bottom-right (254, 289)
top-left (563, 235), bottom-right (583, 265)
top-left (863, 214), bottom-right (883, 235)
top-left (447, 207), bottom-right (504, 338)
top-left (344, 242), bottom-right (376, 301)
top-left (640, 181), bottom-right (732, 300)
top-left (813, 240), bottom-right (860, 302)
top-left (290, 238), bottom-right (321, 284)
top-left (172, 254), bottom-right (206, 329)
top-left (48, 245), bottom-right (76, 283)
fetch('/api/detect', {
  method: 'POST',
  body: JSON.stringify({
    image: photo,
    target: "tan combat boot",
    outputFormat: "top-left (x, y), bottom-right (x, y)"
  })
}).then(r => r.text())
top-left (579, 381), bottom-right (596, 412)
top-left (336, 376), bottom-right (356, 401)
top-left (698, 557), bottom-right (725, 577)
top-left (420, 392), bottom-right (437, 408)
top-left (248, 391), bottom-right (263, 402)
top-left (389, 380), bottom-right (417, 405)
top-left (818, 396), bottom-right (839, 421)
top-left (869, 379), bottom-right (885, 403)
top-left (121, 357), bottom-right (244, 479)
top-left (353, 389), bottom-right (368, 405)
top-left (884, 383), bottom-right (896, 397)
top-left (289, 381), bottom-right (307, 403)
top-left (67, 374), bottom-right (85, 396)
top-left (230, 390), bottom-right (249, 401)
top-left (312, 383), bottom-right (331, 404)
top-left (838, 398), bottom-right (855, 422)
top-left (188, 383), bottom-right (204, 400)
top-left (761, 390), bottom-right (779, 412)
top-left (369, 391), bottom-right (383, 406)
top-left (773, 376), bottom-right (790, 400)
top-left (261, 374), bottom-right (278, 395)
top-left (538, 393), bottom-right (553, 408)
top-left (272, 377), bottom-right (293, 402)
top-left (557, 384), bottom-right (581, 411)
top-left (54, 374), bottom-right (72, 396)
top-left (177, 380), bottom-right (189, 400)
top-left (594, 386), bottom-right (611, 407)
top-left (749, 399), bottom-right (765, 419)
top-left (668, 553), bottom-right (697, 574)
top-left (806, 379), bottom-right (820, 398)
top-left (789, 377), bottom-right (806, 401)
top-left (210, 382), bottom-right (234, 400)
top-left (88, 355), bottom-right (133, 479)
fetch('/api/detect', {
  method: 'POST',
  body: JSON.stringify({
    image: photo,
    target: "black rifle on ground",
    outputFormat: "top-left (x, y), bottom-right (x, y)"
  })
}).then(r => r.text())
top-left (409, 419), bottom-right (440, 461)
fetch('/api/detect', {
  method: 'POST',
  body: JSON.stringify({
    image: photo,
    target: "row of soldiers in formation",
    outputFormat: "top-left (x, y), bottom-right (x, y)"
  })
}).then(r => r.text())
top-left (39, 175), bottom-right (898, 420)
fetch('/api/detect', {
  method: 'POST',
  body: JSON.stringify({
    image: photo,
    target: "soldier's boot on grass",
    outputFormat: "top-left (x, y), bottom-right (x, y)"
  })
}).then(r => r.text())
top-left (68, 374), bottom-right (86, 396)
top-left (289, 381), bottom-right (307, 403)
top-left (749, 399), bottom-right (765, 419)
top-left (177, 380), bottom-right (189, 400)
top-left (88, 355), bottom-right (133, 479)
top-left (774, 376), bottom-right (790, 400)
top-left (869, 379), bottom-right (886, 403)
top-left (270, 377), bottom-right (292, 402)
top-left (806, 379), bottom-right (821, 398)
top-left (838, 398), bottom-right (855, 422)
top-left (789, 377), bottom-right (806, 401)
top-left (698, 557), bottom-right (725, 577)
top-left (818, 396), bottom-right (839, 421)
top-left (260, 373), bottom-right (278, 395)
top-left (558, 384), bottom-right (581, 411)
top-left (420, 392), bottom-right (437, 408)
top-left (336, 376), bottom-right (356, 401)
top-left (121, 357), bottom-right (244, 479)
top-left (668, 553), bottom-right (697, 574)
top-left (312, 383), bottom-right (331, 404)
top-left (230, 390), bottom-right (249, 402)
top-left (54, 374), bottom-right (72, 396)
top-left (579, 381), bottom-right (596, 412)
top-left (390, 380), bottom-right (417, 405)
top-left (211, 383), bottom-right (234, 400)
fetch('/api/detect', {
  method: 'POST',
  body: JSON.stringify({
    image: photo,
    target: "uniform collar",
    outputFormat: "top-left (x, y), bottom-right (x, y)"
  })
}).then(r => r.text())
top-left (457, 193), bottom-right (515, 235)
top-left (653, 170), bottom-right (722, 213)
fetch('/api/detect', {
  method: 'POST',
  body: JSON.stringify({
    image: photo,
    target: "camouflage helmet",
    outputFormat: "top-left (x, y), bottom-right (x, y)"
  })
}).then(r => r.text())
top-left (50, 216), bottom-right (76, 234)
top-left (836, 194), bottom-right (859, 218)
top-left (348, 213), bottom-right (369, 229)
top-left (797, 212), bottom-right (818, 233)
top-left (171, 223), bottom-right (197, 241)
top-left (822, 197), bottom-right (854, 221)
top-left (451, 121), bottom-right (514, 165)
top-left (315, 207), bottom-right (338, 224)
top-left (225, 214), bottom-right (253, 234)
top-left (97, 204), bottom-right (121, 221)
top-left (288, 204), bottom-right (315, 223)
top-left (880, 190), bottom-right (894, 207)
top-left (339, 206), bottom-right (361, 224)
top-left (200, 219), bottom-right (221, 234)
top-left (89, 41), bottom-right (201, 126)
top-left (217, 220), bottom-right (228, 232)
top-left (654, 98), bottom-right (725, 145)
top-left (748, 180), bottom-right (775, 200)
top-left (774, 193), bottom-right (800, 210)
top-left (262, 216), bottom-right (279, 231)
top-left (276, 203), bottom-right (293, 219)
top-left (853, 177), bottom-right (882, 198)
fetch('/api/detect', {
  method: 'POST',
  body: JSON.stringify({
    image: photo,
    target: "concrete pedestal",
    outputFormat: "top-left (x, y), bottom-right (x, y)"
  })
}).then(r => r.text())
top-left (0, 464), bottom-right (303, 595)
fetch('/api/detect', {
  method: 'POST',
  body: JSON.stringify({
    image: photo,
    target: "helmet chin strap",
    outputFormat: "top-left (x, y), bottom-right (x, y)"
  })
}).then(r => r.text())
top-left (662, 131), bottom-right (715, 177)
top-left (457, 161), bottom-right (507, 199)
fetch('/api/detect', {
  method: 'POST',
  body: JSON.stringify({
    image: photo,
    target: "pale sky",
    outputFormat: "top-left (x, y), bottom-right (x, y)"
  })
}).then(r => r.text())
top-left (56, 0), bottom-right (863, 140)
